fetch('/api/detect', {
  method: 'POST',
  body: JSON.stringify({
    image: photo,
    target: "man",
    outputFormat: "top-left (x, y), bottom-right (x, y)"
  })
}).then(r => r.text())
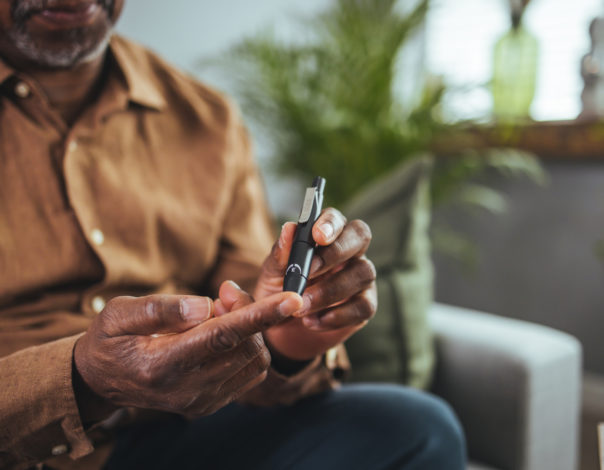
top-left (0, 0), bottom-right (465, 469)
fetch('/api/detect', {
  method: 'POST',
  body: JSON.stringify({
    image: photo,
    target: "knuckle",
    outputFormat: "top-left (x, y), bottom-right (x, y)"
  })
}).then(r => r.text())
top-left (358, 257), bottom-right (377, 284)
top-left (136, 362), bottom-right (164, 388)
top-left (268, 238), bottom-right (281, 260)
top-left (142, 296), bottom-right (159, 322)
top-left (258, 369), bottom-right (269, 383)
top-left (103, 296), bottom-right (118, 312)
top-left (239, 335), bottom-right (264, 362)
top-left (350, 219), bottom-right (372, 244)
top-left (237, 346), bottom-right (271, 380)
top-left (252, 350), bottom-right (271, 375)
top-left (205, 324), bottom-right (241, 354)
top-left (258, 346), bottom-right (271, 371)
top-left (356, 293), bottom-right (376, 321)
top-left (323, 278), bottom-right (340, 302)
top-left (100, 296), bottom-right (127, 322)
top-left (330, 238), bottom-right (345, 258)
top-left (146, 295), bottom-right (180, 321)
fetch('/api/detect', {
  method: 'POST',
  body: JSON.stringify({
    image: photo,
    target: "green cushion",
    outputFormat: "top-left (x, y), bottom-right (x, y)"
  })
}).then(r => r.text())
top-left (343, 157), bottom-right (435, 389)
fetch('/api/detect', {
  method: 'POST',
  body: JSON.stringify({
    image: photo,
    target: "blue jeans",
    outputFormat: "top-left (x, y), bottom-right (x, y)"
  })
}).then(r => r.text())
top-left (104, 384), bottom-right (466, 470)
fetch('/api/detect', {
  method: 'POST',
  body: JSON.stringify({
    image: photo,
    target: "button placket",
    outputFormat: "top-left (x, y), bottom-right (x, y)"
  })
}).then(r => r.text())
top-left (65, 137), bottom-right (107, 252)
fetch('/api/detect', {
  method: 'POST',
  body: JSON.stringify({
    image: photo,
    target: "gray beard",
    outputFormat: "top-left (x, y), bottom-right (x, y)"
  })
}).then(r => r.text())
top-left (8, 26), bottom-right (113, 68)
top-left (8, 0), bottom-right (115, 68)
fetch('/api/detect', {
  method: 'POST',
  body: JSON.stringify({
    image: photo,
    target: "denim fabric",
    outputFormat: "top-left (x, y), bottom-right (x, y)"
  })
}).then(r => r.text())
top-left (104, 384), bottom-right (465, 470)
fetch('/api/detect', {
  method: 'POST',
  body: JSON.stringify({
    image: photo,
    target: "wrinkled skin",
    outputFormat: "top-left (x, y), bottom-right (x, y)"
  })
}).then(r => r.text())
top-left (75, 208), bottom-right (377, 419)
top-left (75, 284), bottom-right (302, 419)
top-left (257, 207), bottom-right (377, 361)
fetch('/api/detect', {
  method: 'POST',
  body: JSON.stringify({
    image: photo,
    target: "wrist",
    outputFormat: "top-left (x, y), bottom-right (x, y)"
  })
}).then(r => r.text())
top-left (263, 335), bottom-right (316, 375)
top-left (72, 340), bottom-right (118, 428)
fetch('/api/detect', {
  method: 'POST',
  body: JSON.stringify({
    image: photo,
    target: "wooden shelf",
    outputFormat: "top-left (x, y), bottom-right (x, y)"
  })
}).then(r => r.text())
top-left (433, 119), bottom-right (604, 160)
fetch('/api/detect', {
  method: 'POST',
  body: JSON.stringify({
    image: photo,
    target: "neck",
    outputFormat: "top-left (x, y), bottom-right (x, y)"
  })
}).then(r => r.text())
top-left (24, 53), bottom-right (108, 126)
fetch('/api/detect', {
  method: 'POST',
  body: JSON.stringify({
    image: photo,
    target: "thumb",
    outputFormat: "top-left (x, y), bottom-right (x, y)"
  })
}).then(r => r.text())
top-left (215, 281), bottom-right (254, 317)
top-left (262, 222), bottom-right (297, 278)
top-left (101, 294), bottom-right (214, 336)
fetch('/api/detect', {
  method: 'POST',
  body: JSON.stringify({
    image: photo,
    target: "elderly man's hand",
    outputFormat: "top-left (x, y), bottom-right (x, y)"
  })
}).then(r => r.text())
top-left (255, 208), bottom-right (377, 361)
top-left (73, 286), bottom-right (302, 420)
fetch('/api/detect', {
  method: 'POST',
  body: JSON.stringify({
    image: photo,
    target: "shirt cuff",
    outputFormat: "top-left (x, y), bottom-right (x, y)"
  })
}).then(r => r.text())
top-left (237, 344), bottom-right (350, 407)
top-left (0, 334), bottom-right (94, 469)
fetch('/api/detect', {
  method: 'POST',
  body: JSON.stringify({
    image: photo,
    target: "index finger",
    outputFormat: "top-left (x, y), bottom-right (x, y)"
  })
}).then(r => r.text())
top-left (167, 291), bottom-right (303, 361)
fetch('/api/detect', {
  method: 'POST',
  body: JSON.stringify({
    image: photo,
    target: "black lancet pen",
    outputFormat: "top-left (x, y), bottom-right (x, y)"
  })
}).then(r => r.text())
top-left (283, 176), bottom-right (326, 295)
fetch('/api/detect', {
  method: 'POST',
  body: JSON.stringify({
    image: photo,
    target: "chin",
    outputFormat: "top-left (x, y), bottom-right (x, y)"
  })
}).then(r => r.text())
top-left (10, 24), bottom-right (113, 69)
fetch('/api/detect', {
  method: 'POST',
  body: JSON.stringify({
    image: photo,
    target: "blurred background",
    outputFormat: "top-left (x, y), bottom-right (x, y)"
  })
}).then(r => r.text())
top-left (117, 1), bottom-right (604, 469)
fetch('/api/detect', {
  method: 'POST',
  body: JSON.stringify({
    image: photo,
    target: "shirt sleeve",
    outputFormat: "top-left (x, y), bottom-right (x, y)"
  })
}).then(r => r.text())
top-left (0, 334), bottom-right (94, 469)
top-left (206, 112), bottom-right (276, 295)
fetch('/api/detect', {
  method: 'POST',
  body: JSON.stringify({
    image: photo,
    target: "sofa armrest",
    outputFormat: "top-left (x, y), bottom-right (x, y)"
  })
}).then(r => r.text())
top-left (429, 303), bottom-right (582, 470)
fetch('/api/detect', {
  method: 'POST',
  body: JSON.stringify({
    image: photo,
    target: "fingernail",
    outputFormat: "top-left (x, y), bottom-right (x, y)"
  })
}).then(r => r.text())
top-left (227, 280), bottom-right (241, 291)
top-left (303, 316), bottom-right (321, 329)
top-left (319, 223), bottom-right (334, 240)
top-left (181, 297), bottom-right (212, 322)
top-left (279, 295), bottom-right (303, 315)
top-left (309, 256), bottom-right (323, 275)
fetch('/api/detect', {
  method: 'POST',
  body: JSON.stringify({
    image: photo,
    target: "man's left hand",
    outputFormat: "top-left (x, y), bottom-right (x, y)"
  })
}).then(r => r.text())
top-left (255, 208), bottom-right (377, 361)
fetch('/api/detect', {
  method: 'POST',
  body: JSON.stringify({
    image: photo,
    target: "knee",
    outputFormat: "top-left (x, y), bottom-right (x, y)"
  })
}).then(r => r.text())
top-left (415, 393), bottom-right (466, 463)
top-left (369, 386), bottom-right (466, 467)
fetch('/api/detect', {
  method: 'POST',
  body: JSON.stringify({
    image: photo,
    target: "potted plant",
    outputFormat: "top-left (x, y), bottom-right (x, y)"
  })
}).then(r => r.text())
top-left (209, 0), bottom-right (545, 388)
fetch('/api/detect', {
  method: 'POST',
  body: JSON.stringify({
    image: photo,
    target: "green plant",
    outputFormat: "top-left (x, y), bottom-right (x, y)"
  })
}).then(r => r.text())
top-left (207, 0), bottom-right (546, 264)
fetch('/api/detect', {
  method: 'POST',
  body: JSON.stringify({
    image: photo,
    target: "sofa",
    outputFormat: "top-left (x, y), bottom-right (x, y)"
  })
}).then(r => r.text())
top-left (430, 303), bottom-right (582, 470)
top-left (342, 158), bottom-right (582, 469)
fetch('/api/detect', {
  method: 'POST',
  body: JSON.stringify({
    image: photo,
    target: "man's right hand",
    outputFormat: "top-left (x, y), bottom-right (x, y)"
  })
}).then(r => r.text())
top-left (73, 286), bottom-right (303, 420)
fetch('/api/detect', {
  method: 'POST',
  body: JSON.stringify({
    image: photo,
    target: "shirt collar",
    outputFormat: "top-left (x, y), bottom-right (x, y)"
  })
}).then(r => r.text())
top-left (0, 35), bottom-right (167, 111)
top-left (109, 35), bottom-right (167, 111)
top-left (0, 57), bottom-right (17, 85)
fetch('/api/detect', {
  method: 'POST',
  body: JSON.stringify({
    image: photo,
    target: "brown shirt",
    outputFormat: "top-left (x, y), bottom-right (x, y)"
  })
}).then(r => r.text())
top-left (0, 36), bottom-right (345, 470)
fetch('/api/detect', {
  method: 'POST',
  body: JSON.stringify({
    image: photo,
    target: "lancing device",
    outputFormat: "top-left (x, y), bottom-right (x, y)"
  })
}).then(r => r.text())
top-left (283, 176), bottom-right (326, 295)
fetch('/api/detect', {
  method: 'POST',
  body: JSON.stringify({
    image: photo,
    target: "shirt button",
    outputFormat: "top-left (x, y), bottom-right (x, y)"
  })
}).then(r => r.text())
top-left (90, 228), bottom-right (104, 246)
top-left (51, 444), bottom-right (68, 456)
top-left (91, 296), bottom-right (106, 314)
top-left (14, 81), bottom-right (30, 98)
